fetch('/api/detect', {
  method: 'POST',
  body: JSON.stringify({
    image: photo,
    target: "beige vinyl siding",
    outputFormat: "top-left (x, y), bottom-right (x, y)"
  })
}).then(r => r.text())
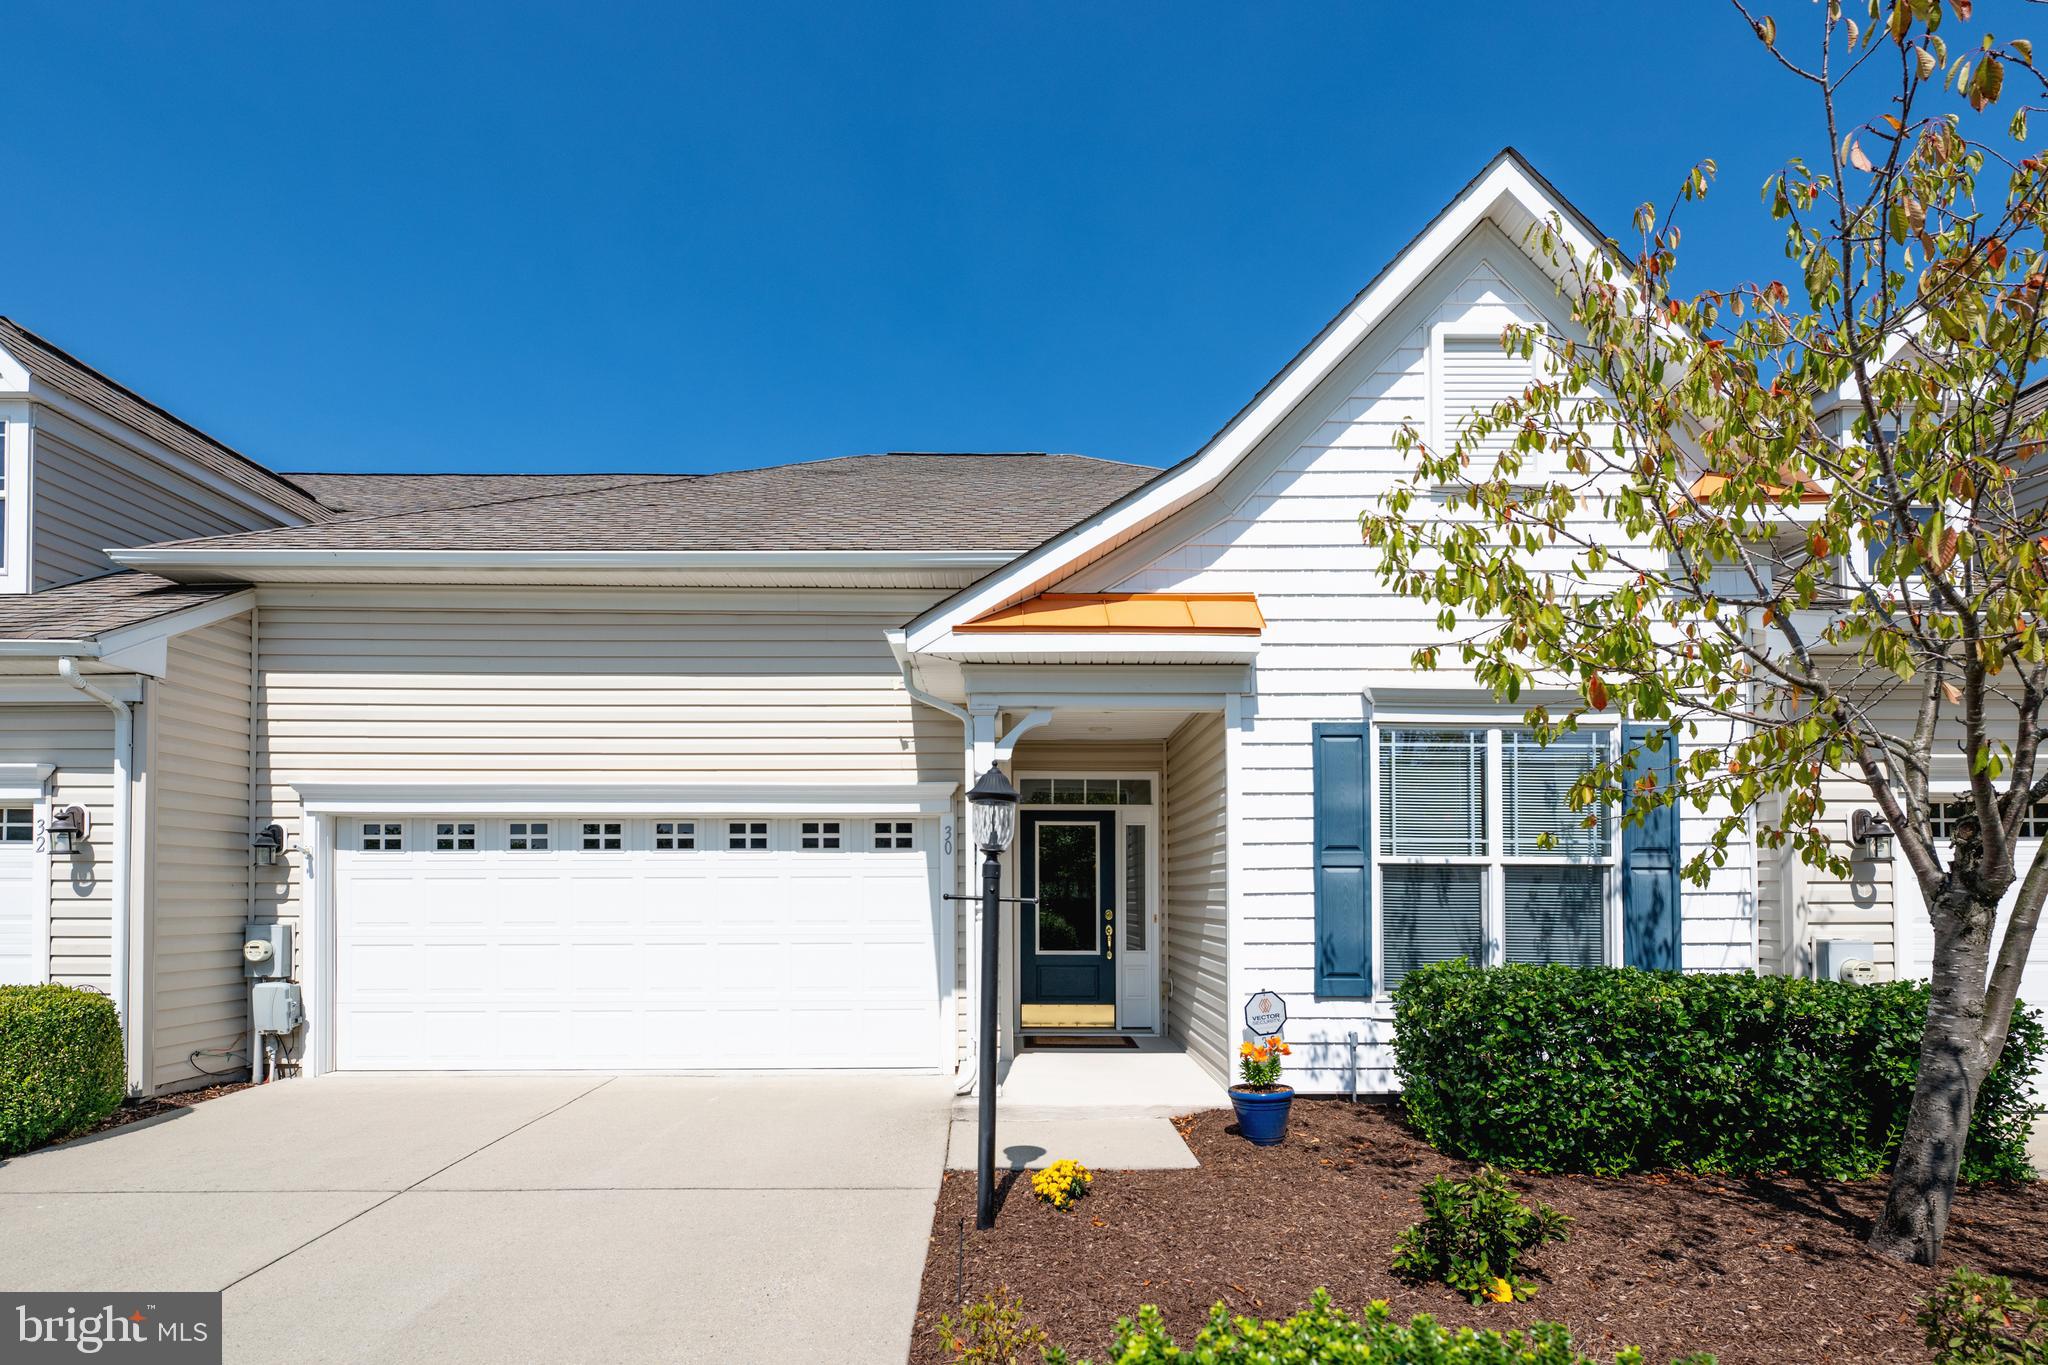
top-left (1011, 740), bottom-right (1164, 775)
top-left (0, 704), bottom-right (114, 987)
top-left (30, 417), bottom-right (290, 589)
top-left (145, 613), bottom-right (254, 1092)
top-left (255, 591), bottom-right (956, 941)
top-left (1163, 712), bottom-right (1228, 1082)
top-left (1059, 226), bottom-right (1754, 1091)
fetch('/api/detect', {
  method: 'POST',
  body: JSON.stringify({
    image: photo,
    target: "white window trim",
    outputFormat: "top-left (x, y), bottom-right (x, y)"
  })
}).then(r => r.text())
top-left (1371, 718), bottom-right (1621, 997)
top-left (0, 409), bottom-right (30, 595)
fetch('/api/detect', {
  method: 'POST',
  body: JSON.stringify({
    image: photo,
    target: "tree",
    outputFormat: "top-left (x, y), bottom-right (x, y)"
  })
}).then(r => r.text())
top-left (1358, 0), bottom-right (2048, 1265)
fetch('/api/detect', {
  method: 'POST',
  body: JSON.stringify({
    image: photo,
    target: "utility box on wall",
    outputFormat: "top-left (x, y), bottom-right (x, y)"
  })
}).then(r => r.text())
top-left (243, 922), bottom-right (293, 980)
top-left (1817, 938), bottom-right (1877, 985)
top-left (252, 981), bottom-right (304, 1034)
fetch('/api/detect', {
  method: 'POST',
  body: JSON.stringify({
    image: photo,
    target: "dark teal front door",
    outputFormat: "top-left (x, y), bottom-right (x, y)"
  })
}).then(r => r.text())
top-left (1018, 809), bottom-right (1117, 1027)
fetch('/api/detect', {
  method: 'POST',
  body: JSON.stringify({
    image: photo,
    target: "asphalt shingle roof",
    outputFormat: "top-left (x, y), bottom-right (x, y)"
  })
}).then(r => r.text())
top-left (0, 573), bottom-right (240, 642)
top-left (0, 319), bottom-right (330, 524)
top-left (286, 472), bottom-right (682, 516)
top-left (144, 453), bottom-right (1160, 554)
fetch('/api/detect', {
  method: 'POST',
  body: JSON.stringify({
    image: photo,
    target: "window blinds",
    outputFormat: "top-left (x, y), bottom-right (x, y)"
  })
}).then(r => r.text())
top-left (1503, 730), bottom-right (1607, 856)
top-left (1381, 865), bottom-right (1484, 989)
top-left (1505, 866), bottom-right (1604, 967)
top-left (1379, 729), bottom-right (1486, 857)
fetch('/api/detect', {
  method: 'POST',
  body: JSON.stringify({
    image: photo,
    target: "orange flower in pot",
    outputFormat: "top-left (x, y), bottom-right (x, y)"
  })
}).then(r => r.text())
top-left (1230, 1035), bottom-right (1294, 1144)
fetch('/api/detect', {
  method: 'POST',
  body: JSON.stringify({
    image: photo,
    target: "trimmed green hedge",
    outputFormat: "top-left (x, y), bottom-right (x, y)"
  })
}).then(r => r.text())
top-left (1044, 1290), bottom-right (1715, 1364)
top-left (1392, 963), bottom-right (2045, 1181)
top-left (0, 984), bottom-right (126, 1157)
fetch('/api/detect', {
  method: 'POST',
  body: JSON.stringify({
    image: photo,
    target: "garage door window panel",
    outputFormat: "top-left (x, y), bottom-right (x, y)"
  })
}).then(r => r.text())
top-left (728, 821), bottom-right (769, 850)
top-left (0, 808), bottom-right (31, 843)
top-left (581, 821), bottom-right (625, 851)
top-left (655, 820), bottom-right (696, 850)
top-left (509, 821), bottom-right (551, 851)
top-left (800, 821), bottom-right (842, 850)
top-left (361, 822), bottom-right (403, 852)
top-left (433, 821), bottom-right (477, 852)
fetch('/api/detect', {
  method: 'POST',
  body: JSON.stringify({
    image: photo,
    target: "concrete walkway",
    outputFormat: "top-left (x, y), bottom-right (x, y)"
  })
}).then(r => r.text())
top-left (0, 1073), bottom-right (951, 1364)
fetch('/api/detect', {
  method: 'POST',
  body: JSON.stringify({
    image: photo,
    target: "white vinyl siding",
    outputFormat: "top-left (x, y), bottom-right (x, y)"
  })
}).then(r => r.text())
top-left (29, 414), bottom-right (291, 590)
top-left (1066, 226), bottom-right (1754, 1092)
top-left (1162, 712), bottom-right (1228, 1082)
top-left (145, 613), bottom-right (255, 1092)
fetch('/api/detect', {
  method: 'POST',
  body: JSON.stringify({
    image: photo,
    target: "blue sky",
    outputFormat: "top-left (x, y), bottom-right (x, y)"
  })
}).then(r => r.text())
top-left (7, 2), bottom-right (1886, 474)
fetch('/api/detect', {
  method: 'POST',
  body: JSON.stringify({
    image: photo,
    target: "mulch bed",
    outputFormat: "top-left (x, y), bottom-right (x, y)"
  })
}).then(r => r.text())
top-left (23, 1080), bottom-right (253, 1155)
top-left (912, 1099), bottom-right (2048, 1364)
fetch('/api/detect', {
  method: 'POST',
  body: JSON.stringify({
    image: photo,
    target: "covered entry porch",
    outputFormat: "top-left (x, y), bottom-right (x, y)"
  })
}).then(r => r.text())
top-left (893, 593), bottom-right (1264, 1105)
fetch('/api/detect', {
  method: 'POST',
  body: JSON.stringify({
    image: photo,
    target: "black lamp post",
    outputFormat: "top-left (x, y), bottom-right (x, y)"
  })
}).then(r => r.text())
top-left (966, 764), bottom-right (1018, 1230)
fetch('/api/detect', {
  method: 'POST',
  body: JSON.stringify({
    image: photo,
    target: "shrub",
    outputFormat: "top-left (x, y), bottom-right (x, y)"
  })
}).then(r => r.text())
top-left (0, 984), bottom-right (126, 1156)
top-left (1918, 1269), bottom-right (2048, 1364)
top-left (1392, 1166), bottom-right (1571, 1303)
top-left (1042, 1289), bottom-right (1716, 1364)
top-left (1391, 962), bottom-right (2045, 1180)
top-left (933, 1288), bottom-right (1051, 1365)
top-left (1031, 1158), bottom-right (1093, 1211)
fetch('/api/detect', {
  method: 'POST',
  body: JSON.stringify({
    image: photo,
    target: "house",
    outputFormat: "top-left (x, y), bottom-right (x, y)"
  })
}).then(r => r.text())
top-left (0, 148), bottom-right (1996, 1103)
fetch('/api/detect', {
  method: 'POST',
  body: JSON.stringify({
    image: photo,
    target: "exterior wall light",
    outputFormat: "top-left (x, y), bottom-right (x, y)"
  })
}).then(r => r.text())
top-left (45, 804), bottom-right (90, 856)
top-left (253, 823), bottom-right (285, 868)
top-left (1851, 808), bottom-right (1894, 862)
top-left (967, 765), bottom-right (1018, 855)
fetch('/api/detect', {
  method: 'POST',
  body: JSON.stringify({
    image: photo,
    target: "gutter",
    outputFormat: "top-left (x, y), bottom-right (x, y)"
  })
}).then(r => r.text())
top-left (111, 547), bottom-right (1021, 583)
top-left (57, 657), bottom-right (138, 1095)
top-left (888, 634), bottom-right (982, 1094)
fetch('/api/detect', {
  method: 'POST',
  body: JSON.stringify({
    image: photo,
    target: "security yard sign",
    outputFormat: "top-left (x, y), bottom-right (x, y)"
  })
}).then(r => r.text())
top-left (1244, 990), bottom-right (1287, 1037)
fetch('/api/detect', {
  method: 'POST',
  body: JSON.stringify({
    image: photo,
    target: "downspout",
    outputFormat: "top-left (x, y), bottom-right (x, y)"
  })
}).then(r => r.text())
top-left (58, 657), bottom-right (136, 1094)
top-left (891, 646), bottom-right (982, 1093)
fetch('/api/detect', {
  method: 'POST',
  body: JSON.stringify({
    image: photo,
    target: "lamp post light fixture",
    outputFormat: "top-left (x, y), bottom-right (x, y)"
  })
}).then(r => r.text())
top-left (1851, 808), bottom-right (1895, 862)
top-left (964, 764), bottom-right (1018, 1230)
top-left (44, 805), bottom-right (89, 856)
top-left (252, 823), bottom-right (286, 868)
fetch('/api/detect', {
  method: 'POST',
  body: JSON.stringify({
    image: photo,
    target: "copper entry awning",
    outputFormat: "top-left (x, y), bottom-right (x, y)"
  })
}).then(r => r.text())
top-left (954, 592), bottom-right (1265, 634)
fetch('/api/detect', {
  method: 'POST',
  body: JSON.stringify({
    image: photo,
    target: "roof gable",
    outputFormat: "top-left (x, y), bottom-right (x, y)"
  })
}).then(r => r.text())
top-left (0, 318), bottom-right (330, 524)
top-left (902, 147), bottom-right (1615, 650)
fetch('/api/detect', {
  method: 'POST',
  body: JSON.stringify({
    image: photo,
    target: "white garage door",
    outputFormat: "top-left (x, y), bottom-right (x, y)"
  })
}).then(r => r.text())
top-left (1894, 811), bottom-right (2048, 1093)
top-left (334, 815), bottom-right (940, 1070)
top-left (0, 806), bottom-right (41, 984)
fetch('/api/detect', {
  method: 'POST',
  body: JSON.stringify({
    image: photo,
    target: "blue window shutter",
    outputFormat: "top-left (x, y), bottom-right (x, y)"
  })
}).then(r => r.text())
top-left (1621, 723), bottom-right (1682, 970)
top-left (1313, 723), bottom-right (1372, 997)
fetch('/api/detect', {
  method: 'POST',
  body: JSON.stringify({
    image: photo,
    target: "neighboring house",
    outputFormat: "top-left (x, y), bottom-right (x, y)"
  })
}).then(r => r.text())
top-left (0, 148), bottom-right (1987, 1102)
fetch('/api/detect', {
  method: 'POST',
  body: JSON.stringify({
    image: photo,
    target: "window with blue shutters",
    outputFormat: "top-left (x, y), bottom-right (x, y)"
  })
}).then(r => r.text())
top-left (1370, 722), bottom-right (1621, 991)
top-left (1620, 724), bottom-right (1683, 970)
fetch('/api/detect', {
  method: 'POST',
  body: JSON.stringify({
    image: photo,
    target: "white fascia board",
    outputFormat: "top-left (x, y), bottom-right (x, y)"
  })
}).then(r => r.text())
top-left (89, 590), bottom-right (255, 659)
top-left (111, 547), bottom-right (1018, 583)
top-left (903, 154), bottom-right (1610, 652)
top-left (0, 590), bottom-right (255, 679)
top-left (0, 342), bottom-right (31, 392)
top-left (294, 780), bottom-right (961, 816)
top-left (925, 631), bottom-right (1261, 662)
top-left (0, 762), bottom-right (55, 800)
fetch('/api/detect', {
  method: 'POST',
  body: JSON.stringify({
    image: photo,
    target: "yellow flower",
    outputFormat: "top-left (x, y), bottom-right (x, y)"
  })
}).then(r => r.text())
top-left (1487, 1277), bottom-right (1514, 1303)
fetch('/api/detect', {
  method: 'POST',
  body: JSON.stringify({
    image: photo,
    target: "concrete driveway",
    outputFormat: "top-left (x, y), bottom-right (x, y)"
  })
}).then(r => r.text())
top-left (0, 1073), bottom-right (951, 1363)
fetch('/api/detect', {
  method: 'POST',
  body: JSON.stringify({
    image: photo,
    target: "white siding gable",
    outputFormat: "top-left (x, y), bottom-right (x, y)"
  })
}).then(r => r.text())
top-left (1056, 222), bottom-right (1754, 1092)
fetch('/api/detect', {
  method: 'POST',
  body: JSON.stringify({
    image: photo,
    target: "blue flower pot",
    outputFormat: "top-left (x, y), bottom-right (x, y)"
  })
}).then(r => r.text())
top-left (1229, 1086), bottom-right (1294, 1145)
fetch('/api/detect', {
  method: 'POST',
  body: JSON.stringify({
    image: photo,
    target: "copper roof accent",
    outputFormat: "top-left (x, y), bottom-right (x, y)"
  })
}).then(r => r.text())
top-left (956, 592), bottom-right (1265, 634)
